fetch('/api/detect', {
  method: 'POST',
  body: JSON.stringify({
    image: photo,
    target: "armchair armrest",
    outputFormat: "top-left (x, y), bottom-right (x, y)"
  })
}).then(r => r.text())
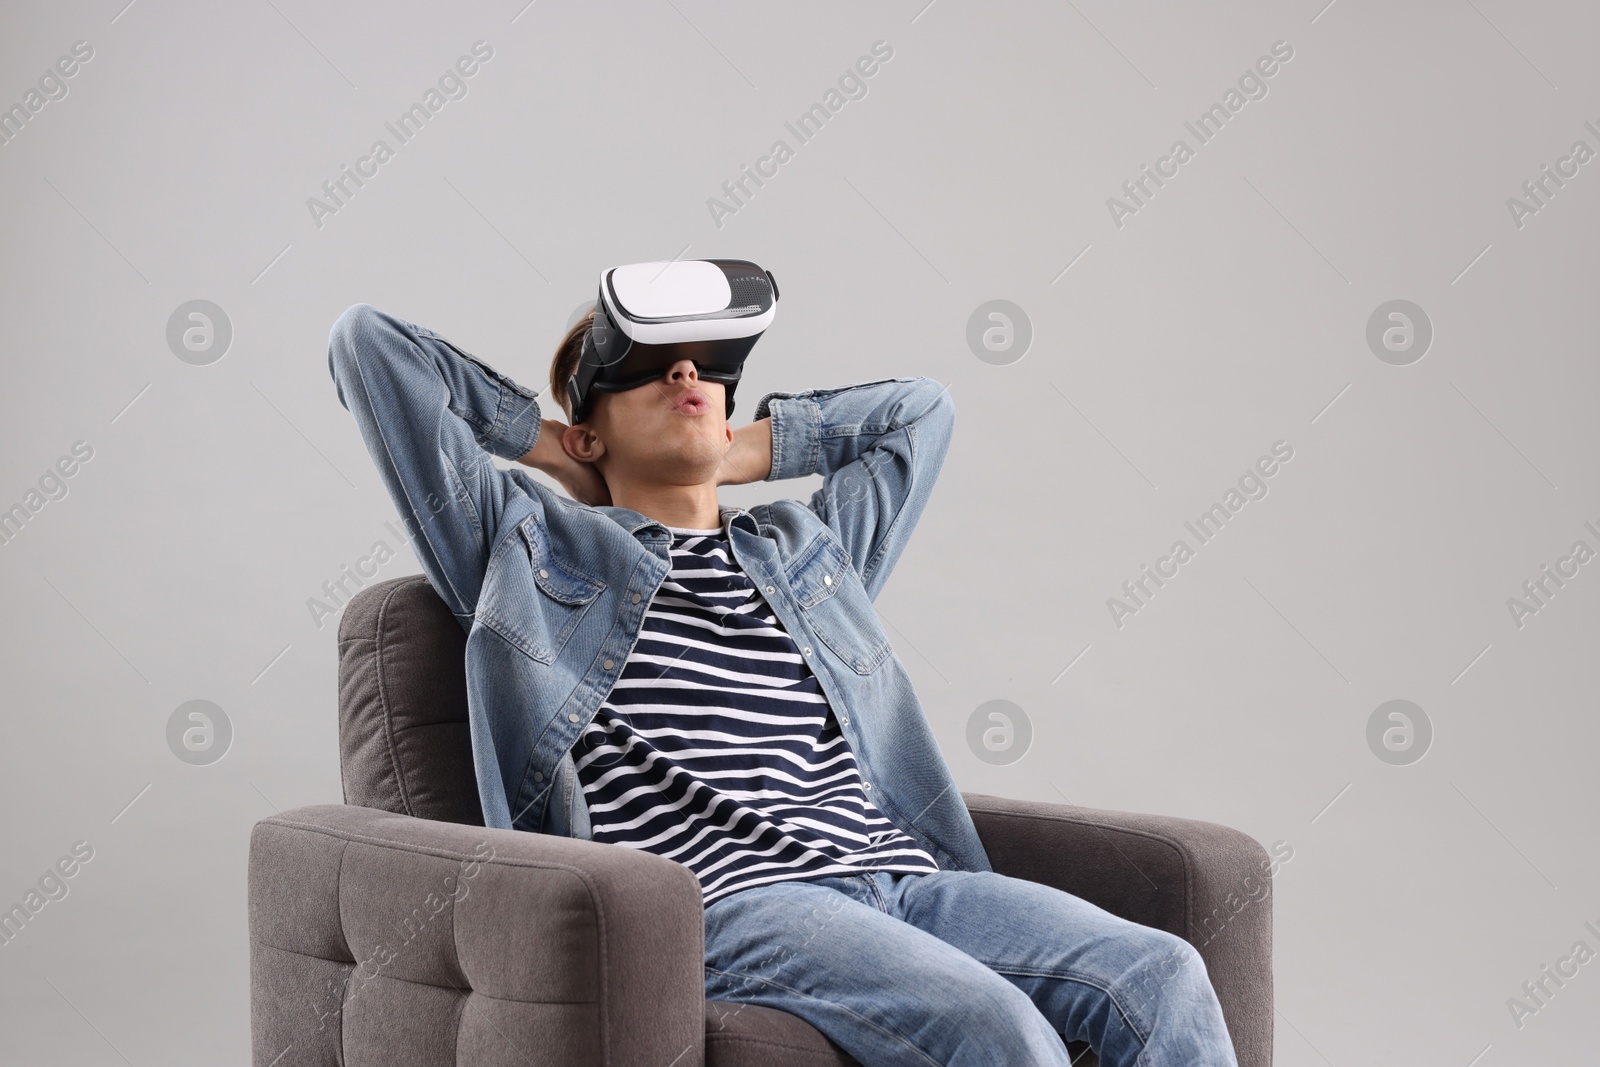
top-left (961, 792), bottom-right (1274, 1067)
top-left (248, 804), bottom-right (705, 1067)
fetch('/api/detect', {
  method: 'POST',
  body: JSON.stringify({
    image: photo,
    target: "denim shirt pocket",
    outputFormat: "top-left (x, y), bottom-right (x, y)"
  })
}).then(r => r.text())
top-left (786, 530), bottom-right (892, 674)
top-left (480, 514), bottom-right (606, 664)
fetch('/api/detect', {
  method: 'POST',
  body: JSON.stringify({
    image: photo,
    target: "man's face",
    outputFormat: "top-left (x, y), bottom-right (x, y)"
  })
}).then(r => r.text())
top-left (582, 358), bottom-right (733, 487)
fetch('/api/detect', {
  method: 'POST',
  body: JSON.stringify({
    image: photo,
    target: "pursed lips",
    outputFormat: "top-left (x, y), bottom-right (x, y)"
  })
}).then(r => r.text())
top-left (671, 388), bottom-right (710, 415)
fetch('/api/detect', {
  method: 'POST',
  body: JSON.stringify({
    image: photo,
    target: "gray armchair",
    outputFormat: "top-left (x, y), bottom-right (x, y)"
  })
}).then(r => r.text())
top-left (249, 575), bottom-right (1274, 1066)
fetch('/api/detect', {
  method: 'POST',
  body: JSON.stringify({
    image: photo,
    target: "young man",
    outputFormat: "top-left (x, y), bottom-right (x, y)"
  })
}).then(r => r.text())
top-left (327, 296), bottom-right (1239, 1066)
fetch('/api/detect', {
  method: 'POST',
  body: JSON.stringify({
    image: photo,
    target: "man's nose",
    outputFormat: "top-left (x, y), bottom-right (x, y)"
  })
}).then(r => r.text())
top-left (665, 359), bottom-right (699, 382)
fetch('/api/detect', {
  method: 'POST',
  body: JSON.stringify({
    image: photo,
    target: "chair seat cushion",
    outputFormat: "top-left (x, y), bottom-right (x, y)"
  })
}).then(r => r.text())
top-left (705, 1001), bottom-right (860, 1066)
top-left (703, 1000), bottom-right (1097, 1066)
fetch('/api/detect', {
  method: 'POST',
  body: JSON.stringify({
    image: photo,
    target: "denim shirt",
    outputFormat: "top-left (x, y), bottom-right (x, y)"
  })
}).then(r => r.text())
top-left (327, 303), bottom-right (993, 876)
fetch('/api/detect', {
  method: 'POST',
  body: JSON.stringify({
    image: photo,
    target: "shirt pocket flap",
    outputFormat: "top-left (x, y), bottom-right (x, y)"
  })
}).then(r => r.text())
top-left (786, 532), bottom-right (852, 609)
top-left (518, 515), bottom-right (605, 606)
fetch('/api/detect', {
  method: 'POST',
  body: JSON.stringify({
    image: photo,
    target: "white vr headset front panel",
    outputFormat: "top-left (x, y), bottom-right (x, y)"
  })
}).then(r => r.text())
top-left (609, 261), bottom-right (729, 317)
top-left (601, 261), bottom-right (775, 345)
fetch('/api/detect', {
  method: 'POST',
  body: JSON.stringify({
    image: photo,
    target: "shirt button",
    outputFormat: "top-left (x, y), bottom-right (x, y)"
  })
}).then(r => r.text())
top-left (864, 782), bottom-right (872, 791)
top-left (823, 574), bottom-right (832, 586)
top-left (568, 712), bottom-right (580, 722)
top-left (538, 568), bottom-right (549, 579)
top-left (631, 593), bottom-right (642, 604)
top-left (603, 658), bottom-right (615, 670)
top-left (765, 585), bottom-right (774, 594)
top-left (532, 771), bottom-right (543, 781)
top-left (842, 717), bottom-right (850, 726)
top-left (803, 646), bottom-right (812, 655)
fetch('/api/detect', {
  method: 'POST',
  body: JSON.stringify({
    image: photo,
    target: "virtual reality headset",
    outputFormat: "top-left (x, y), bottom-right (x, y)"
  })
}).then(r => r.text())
top-left (567, 258), bottom-right (778, 424)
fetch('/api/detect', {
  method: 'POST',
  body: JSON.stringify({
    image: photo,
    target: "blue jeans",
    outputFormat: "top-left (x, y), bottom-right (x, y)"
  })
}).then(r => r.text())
top-left (703, 868), bottom-right (1238, 1067)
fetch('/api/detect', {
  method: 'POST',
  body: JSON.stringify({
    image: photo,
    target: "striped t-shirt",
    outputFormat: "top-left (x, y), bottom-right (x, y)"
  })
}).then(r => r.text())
top-left (572, 523), bottom-right (940, 906)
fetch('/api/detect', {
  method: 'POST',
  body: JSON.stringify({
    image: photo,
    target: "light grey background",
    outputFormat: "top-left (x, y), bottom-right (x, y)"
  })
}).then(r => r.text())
top-left (2, 0), bottom-right (1596, 1063)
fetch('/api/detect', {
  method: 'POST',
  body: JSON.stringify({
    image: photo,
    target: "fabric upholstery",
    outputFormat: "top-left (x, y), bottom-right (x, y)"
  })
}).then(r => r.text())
top-left (248, 804), bottom-right (706, 1066)
top-left (336, 575), bottom-right (482, 825)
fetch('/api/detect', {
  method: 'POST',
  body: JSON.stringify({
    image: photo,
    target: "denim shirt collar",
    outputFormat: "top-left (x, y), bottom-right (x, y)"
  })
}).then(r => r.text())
top-left (595, 502), bottom-right (758, 540)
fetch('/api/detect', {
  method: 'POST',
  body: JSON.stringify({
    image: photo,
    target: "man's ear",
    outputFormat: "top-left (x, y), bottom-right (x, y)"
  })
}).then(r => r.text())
top-left (562, 422), bottom-right (606, 465)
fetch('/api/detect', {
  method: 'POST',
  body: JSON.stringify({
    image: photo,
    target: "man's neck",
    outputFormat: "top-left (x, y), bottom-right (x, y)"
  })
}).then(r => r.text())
top-left (606, 479), bottom-right (724, 531)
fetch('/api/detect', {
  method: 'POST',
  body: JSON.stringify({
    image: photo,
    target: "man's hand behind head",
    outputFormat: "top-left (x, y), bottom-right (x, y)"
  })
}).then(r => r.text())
top-left (518, 419), bottom-right (612, 507)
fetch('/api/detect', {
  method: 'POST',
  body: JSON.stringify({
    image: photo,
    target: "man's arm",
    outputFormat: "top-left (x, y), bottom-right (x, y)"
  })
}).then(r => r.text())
top-left (716, 418), bottom-right (774, 488)
top-left (327, 304), bottom-right (545, 624)
top-left (751, 377), bottom-right (954, 601)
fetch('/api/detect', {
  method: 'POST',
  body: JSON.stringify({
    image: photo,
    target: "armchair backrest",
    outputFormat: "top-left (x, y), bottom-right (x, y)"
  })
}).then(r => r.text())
top-left (335, 575), bottom-right (485, 825)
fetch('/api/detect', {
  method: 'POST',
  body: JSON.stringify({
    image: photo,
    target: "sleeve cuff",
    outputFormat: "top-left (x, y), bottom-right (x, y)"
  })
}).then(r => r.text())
top-left (488, 385), bottom-right (544, 463)
top-left (756, 393), bottom-right (822, 481)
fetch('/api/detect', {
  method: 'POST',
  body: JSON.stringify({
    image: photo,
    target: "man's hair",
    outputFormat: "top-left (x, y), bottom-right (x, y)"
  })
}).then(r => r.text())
top-left (548, 307), bottom-right (595, 423)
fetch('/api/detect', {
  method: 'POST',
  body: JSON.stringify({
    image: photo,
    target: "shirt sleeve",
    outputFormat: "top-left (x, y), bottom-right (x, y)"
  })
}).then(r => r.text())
top-left (327, 303), bottom-right (544, 624)
top-left (753, 376), bottom-right (955, 601)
